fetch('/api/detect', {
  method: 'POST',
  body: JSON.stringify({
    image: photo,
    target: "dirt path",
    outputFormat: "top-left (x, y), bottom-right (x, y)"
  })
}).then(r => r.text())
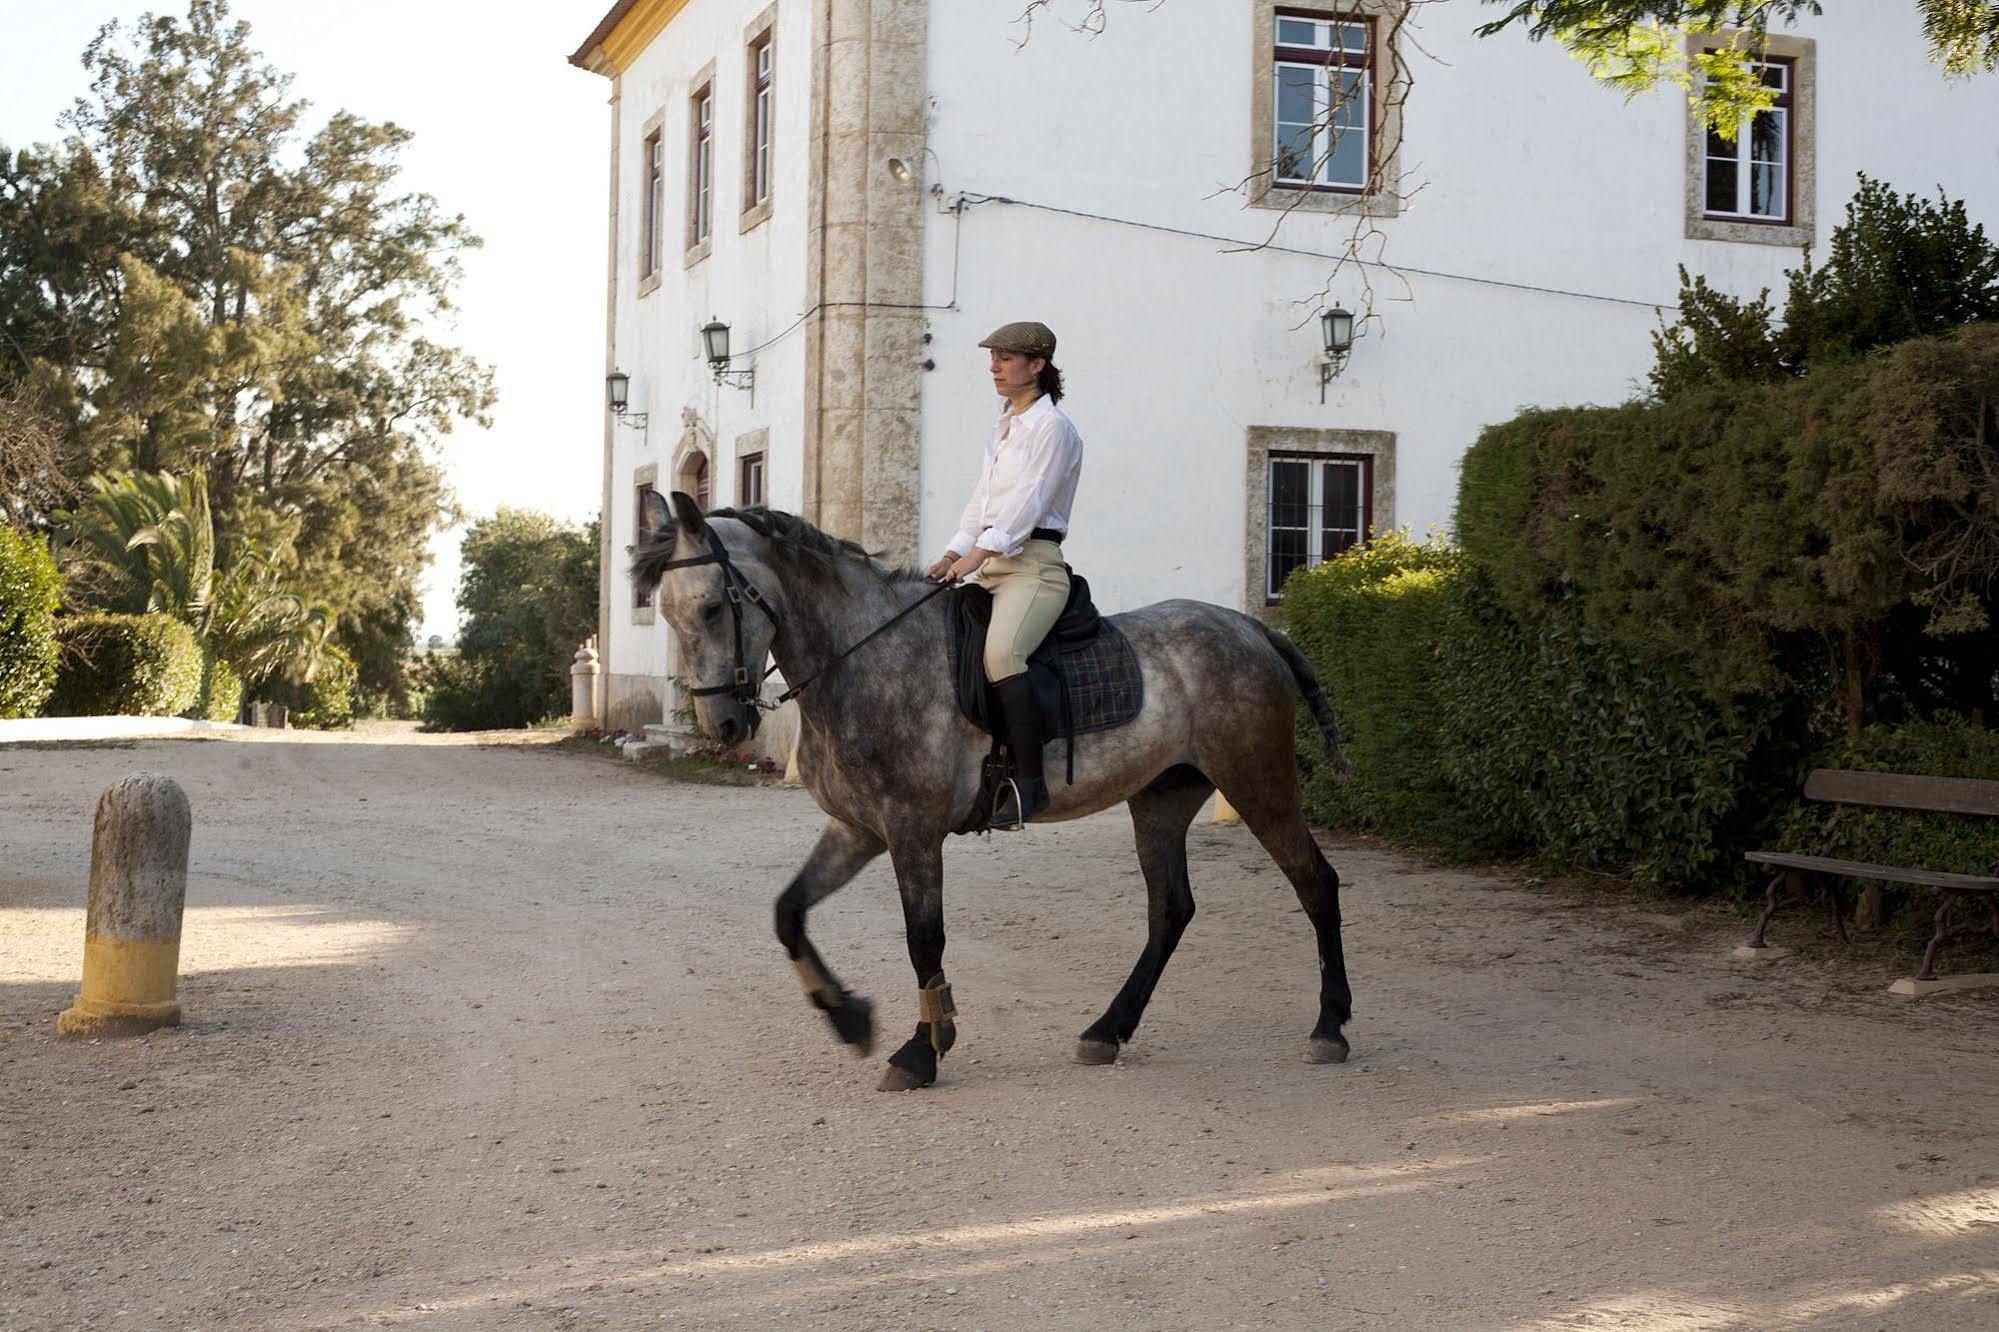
top-left (3, 726), bottom-right (1996, 1331)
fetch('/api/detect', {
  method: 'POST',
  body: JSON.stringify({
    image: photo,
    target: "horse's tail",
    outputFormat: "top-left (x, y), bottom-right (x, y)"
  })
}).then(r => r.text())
top-left (1257, 622), bottom-right (1352, 780)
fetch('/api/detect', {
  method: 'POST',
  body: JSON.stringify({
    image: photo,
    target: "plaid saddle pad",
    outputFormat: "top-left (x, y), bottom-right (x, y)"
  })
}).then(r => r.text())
top-left (947, 582), bottom-right (1145, 739)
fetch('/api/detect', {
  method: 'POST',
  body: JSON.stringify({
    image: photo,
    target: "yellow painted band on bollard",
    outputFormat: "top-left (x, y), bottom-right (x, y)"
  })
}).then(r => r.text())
top-left (784, 743), bottom-right (801, 784)
top-left (1212, 792), bottom-right (1242, 825)
top-left (57, 937), bottom-right (182, 1037)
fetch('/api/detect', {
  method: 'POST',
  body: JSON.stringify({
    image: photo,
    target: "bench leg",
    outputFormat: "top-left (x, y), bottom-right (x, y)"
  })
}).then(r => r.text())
top-left (1916, 891), bottom-right (1958, 982)
top-left (1748, 869), bottom-right (1797, 949)
top-left (1826, 875), bottom-right (1850, 946)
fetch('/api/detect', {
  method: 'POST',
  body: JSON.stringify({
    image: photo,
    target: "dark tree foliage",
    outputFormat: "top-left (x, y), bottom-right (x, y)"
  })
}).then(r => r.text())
top-left (0, 1), bottom-right (493, 706)
top-left (1651, 176), bottom-right (1999, 397)
top-left (421, 509), bottom-right (598, 731)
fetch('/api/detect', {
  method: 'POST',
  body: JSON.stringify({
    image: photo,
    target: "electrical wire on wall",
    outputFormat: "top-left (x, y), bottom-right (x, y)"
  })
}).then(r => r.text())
top-left (952, 190), bottom-right (1683, 314)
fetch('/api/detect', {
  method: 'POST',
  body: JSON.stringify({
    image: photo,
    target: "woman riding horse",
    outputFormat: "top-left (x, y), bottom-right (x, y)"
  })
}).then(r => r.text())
top-left (924, 320), bottom-right (1083, 831)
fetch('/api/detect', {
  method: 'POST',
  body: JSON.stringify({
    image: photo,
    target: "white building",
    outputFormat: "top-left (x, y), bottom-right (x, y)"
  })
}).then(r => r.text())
top-left (568, 0), bottom-right (1999, 740)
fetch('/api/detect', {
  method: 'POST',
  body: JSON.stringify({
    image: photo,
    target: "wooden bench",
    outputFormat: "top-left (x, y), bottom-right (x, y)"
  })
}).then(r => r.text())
top-left (1744, 769), bottom-right (1999, 989)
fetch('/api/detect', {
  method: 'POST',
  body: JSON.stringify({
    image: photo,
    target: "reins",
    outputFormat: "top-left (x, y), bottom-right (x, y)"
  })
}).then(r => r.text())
top-left (659, 538), bottom-right (950, 711)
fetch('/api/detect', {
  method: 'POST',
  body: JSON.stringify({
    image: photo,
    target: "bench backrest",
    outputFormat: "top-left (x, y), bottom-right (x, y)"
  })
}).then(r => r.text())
top-left (1804, 768), bottom-right (1999, 817)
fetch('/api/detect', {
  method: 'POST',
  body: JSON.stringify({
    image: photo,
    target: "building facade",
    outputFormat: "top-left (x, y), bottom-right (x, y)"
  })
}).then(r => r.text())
top-left (570, 0), bottom-right (1999, 742)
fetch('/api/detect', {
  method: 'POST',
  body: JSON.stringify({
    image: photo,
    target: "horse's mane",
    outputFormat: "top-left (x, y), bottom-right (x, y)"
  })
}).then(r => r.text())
top-left (630, 505), bottom-right (923, 595)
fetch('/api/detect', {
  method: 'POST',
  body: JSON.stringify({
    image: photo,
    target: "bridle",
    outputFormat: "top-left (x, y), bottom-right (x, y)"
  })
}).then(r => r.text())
top-left (658, 536), bottom-right (951, 716)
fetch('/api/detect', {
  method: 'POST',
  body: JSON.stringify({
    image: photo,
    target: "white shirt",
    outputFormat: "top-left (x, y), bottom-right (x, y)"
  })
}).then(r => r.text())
top-left (947, 394), bottom-right (1085, 558)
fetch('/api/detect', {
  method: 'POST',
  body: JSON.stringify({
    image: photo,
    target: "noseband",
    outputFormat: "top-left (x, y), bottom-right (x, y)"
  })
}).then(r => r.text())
top-left (658, 537), bottom-right (950, 715)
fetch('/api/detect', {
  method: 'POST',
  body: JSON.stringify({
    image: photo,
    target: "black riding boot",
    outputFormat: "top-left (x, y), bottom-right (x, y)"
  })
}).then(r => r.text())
top-left (991, 673), bottom-right (1049, 831)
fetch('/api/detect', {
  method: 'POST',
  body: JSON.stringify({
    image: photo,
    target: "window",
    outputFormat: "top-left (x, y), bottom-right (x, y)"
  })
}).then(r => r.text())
top-left (1272, 11), bottom-right (1372, 192)
top-left (680, 451), bottom-right (711, 512)
top-left (635, 481), bottom-right (659, 609)
top-left (1266, 454), bottom-right (1370, 599)
top-left (738, 451), bottom-right (765, 508)
top-left (689, 84), bottom-right (714, 248)
top-left (640, 129), bottom-right (664, 278)
top-left (1704, 59), bottom-right (1792, 223)
top-left (749, 35), bottom-right (774, 209)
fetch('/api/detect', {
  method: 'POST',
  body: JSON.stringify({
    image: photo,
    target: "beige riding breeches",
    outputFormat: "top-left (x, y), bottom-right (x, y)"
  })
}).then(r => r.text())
top-left (974, 538), bottom-right (1070, 681)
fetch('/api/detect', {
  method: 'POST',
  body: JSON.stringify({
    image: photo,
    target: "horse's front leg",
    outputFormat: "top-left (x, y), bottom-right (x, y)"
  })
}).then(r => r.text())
top-left (776, 819), bottom-right (886, 1055)
top-left (878, 837), bottom-right (955, 1092)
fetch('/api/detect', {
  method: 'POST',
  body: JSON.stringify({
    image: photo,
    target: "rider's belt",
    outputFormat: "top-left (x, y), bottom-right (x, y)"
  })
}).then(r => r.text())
top-left (1029, 527), bottom-right (1066, 544)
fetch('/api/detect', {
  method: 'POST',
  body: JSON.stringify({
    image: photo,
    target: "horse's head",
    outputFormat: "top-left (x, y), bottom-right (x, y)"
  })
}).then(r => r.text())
top-left (635, 489), bottom-right (780, 748)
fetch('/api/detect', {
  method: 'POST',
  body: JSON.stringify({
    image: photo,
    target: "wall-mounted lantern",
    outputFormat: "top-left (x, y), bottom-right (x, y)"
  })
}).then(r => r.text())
top-left (1319, 306), bottom-right (1354, 402)
top-left (701, 319), bottom-right (755, 396)
top-left (605, 370), bottom-right (647, 431)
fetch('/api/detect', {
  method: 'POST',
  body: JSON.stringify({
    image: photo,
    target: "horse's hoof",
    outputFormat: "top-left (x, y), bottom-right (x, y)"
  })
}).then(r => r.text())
top-left (825, 995), bottom-right (876, 1056)
top-left (1073, 1039), bottom-right (1119, 1065)
top-left (1304, 1036), bottom-right (1350, 1065)
top-left (877, 1064), bottom-right (934, 1092)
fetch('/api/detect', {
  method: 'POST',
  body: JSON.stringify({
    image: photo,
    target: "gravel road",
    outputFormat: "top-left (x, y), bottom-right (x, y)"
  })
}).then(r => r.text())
top-left (3, 725), bottom-right (1996, 1330)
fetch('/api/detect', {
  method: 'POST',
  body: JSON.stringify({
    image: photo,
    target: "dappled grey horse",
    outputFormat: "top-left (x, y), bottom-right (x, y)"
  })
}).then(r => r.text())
top-left (634, 492), bottom-right (1354, 1091)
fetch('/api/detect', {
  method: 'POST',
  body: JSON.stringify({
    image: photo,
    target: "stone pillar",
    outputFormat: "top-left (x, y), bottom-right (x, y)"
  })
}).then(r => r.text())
top-left (57, 774), bottom-right (191, 1039)
top-left (570, 637), bottom-right (602, 729)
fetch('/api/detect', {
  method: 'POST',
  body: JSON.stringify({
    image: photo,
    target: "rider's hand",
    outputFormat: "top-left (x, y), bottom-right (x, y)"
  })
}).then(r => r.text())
top-left (947, 549), bottom-right (997, 584)
top-left (926, 552), bottom-right (958, 581)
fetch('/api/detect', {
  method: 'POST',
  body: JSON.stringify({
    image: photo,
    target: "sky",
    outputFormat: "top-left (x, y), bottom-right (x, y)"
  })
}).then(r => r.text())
top-left (0, 0), bottom-right (611, 644)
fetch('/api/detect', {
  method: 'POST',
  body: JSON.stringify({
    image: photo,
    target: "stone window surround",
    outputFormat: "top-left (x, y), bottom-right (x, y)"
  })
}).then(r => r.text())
top-left (734, 426), bottom-right (768, 505)
top-left (632, 462), bottom-right (659, 624)
top-left (637, 107), bottom-right (666, 299)
top-left (684, 59), bottom-right (718, 268)
top-left (1247, 0), bottom-right (1406, 219)
top-left (1243, 425), bottom-right (1396, 613)
top-left (740, 5), bottom-right (777, 235)
top-left (1684, 31), bottom-right (1816, 247)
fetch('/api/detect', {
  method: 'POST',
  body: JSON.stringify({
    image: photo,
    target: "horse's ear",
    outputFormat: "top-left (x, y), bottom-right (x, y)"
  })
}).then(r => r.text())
top-left (640, 488), bottom-right (673, 538)
top-left (670, 490), bottom-right (706, 535)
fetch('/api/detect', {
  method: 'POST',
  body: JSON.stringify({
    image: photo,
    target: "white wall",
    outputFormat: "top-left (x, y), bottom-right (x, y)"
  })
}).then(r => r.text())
top-left (606, 0), bottom-right (817, 683)
top-left (916, 4), bottom-right (1999, 613)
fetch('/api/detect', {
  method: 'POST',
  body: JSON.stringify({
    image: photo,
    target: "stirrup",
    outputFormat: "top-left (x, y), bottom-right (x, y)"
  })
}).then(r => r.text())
top-left (990, 777), bottom-right (1028, 832)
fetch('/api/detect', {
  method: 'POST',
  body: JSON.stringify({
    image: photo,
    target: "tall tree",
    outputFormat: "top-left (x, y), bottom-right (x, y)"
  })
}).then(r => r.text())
top-left (1476, 2), bottom-right (1999, 131)
top-left (0, 0), bottom-right (493, 703)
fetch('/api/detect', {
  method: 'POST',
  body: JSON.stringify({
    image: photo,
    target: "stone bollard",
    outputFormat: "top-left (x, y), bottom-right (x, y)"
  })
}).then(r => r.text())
top-left (570, 638), bottom-right (601, 729)
top-left (57, 774), bottom-right (191, 1039)
top-left (784, 740), bottom-right (801, 784)
top-left (1212, 792), bottom-right (1242, 825)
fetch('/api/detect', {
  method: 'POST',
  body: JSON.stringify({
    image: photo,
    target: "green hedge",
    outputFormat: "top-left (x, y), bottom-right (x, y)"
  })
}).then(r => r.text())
top-left (1284, 552), bottom-right (1805, 890)
top-left (49, 613), bottom-right (203, 717)
top-left (0, 523), bottom-right (62, 719)
top-left (1455, 324), bottom-right (1999, 718)
top-left (187, 650), bottom-right (243, 723)
top-left (287, 652), bottom-right (355, 730)
top-left (1282, 533), bottom-right (1459, 841)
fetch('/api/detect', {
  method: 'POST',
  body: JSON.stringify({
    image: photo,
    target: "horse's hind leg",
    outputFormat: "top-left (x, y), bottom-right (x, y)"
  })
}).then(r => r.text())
top-left (1076, 766), bottom-right (1215, 1065)
top-left (1221, 781), bottom-right (1353, 1065)
top-left (776, 819), bottom-right (886, 1056)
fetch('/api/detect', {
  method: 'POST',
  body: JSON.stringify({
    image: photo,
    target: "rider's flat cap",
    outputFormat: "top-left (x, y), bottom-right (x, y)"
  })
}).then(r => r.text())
top-left (978, 321), bottom-right (1057, 359)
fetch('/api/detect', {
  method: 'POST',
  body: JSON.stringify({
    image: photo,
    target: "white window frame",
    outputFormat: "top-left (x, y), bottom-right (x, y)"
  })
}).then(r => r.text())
top-left (1271, 13), bottom-right (1371, 193)
top-left (1703, 60), bottom-right (1791, 223)
top-left (751, 38), bottom-right (774, 207)
top-left (642, 129), bottom-right (664, 279)
top-left (1267, 454), bottom-right (1370, 600)
top-left (690, 85), bottom-right (714, 248)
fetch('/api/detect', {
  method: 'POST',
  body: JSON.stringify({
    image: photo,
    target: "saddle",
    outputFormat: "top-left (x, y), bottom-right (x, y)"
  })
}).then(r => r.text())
top-left (947, 573), bottom-right (1145, 816)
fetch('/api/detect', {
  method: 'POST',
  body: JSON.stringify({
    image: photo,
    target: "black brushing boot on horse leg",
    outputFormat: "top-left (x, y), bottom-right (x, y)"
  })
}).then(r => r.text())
top-left (991, 673), bottom-right (1048, 830)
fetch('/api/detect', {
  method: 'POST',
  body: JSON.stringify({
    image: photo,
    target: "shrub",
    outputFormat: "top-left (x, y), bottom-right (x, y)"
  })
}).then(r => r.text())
top-left (186, 650), bottom-right (242, 723)
top-left (0, 523), bottom-right (62, 718)
top-left (287, 652), bottom-right (356, 730)
top-left (1281, 532), bottom-right (1461, 840)
top-left (49, 613), bottom-right (202, 716)
top-left (1434, 572), bottom-right (1801, 890)
top-left (1456, 323), bottom-right (1999, 725)
top-left (416, 652), bottom-right (498, 732)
